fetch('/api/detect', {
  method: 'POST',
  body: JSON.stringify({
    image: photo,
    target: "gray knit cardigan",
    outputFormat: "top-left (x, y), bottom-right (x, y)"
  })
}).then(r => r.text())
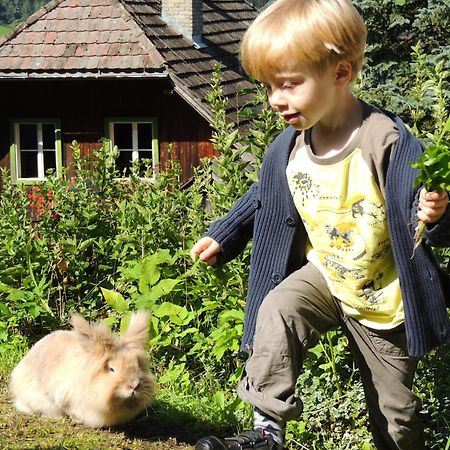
top-left (208, 114), bottom-right (450, 357)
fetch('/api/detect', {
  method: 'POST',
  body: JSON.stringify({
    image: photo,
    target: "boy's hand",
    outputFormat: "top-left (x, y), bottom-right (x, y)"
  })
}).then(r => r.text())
top-left (417, 188), bottom-right (449, 224)
top-left (190, 237), bottom-right (221, 266)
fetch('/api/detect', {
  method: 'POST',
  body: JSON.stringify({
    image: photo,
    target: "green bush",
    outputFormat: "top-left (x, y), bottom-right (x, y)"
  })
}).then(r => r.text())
top-left (1, 37), bottom-right (449, 450)
top-left (354, 0), bottom-right (449, 125)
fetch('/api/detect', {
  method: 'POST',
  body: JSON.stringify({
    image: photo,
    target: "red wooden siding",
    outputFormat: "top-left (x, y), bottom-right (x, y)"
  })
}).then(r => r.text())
top-left (0, 78), bottom-right (216, 184)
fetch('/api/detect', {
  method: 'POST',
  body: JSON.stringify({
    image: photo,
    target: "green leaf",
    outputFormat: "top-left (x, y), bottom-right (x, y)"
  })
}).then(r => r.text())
top-left (0, 282), bottom-right (12, 293)
top-left (214, 390), bottom-right (226, 410)
top-left (219, 309), bottom-right (244, 321)
top-left (1, 266), bottom-right (25, 276)
top-left (152, 302), bottom-right (193, 325)
top-left (119, 311), bottom-right (133, 334)
top-left (7, 289), bottom-right (32, 301)
top-left (153, 302), bottom-right (182, 318)
top-left (308, 344), bottom-right (325, 359)
top-left (155, 278), bottom-right (180, 293)
top-left (411, 142), bottom-right (450, 191)
top-left (0, 302), bottom-right (11, 317)
top-left (78, 238), bottom-right (96, 252)
top-left (102, 315), bottom-right (118, 327)
top-left (101, 287), bottom-right (128, 313)
top-left (178, 327), bottom-right (199, 337)
top-left (440, 116), bottom-right (450, 141)
top-left (140, 257), bottom-right (161, 287)
top-left (121, 262), bottom-right (141, 281)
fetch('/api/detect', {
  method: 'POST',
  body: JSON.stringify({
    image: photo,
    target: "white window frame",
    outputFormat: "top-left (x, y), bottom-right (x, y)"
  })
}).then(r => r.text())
top-left (106, 117), bottom-right (159, 178)
top-left (11, 119), bottom-right (62, 183)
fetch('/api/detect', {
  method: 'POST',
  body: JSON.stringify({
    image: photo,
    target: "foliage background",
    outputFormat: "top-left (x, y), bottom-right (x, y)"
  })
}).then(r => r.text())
top-left (0, 0), bottom-right (449, 449)
top-left (0, 0), bottom-right (47, 26)
top-left (354, 0), bottom-right (450, 135)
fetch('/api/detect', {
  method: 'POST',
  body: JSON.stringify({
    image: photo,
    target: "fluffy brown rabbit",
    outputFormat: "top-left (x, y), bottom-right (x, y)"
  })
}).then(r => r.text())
top-left (9, 310), bottom-right (156, 427)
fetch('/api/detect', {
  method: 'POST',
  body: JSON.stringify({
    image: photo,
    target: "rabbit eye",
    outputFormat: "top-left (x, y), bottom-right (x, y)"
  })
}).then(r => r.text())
top-left (109, 366), bottom-right (115, 373)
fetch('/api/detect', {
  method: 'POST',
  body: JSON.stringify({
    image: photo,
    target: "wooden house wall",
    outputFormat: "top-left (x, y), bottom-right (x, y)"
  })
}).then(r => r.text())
top-left (0, 78), bottom-right (216, 183)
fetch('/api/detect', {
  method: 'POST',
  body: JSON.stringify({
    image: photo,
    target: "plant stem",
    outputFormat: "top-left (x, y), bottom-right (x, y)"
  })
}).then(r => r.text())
top-left (326, 331), bottom-right (342, 397)
top-left (412, 219), bottom-right (427, 257)
top-left (25, 241), bottom-right (38, 288)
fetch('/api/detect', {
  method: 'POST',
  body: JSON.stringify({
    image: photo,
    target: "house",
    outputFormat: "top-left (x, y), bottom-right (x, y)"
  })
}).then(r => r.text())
top-left (0, 0), bottom-right (257, 184)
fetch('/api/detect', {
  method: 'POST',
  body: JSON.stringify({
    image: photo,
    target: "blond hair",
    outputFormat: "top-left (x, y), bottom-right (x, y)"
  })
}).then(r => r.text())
top-left (241, 0), bottom-right (367, 82)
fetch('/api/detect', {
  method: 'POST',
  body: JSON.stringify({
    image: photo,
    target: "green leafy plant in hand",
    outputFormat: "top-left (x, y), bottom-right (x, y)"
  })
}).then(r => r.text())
top-left (410, 116), bottom-right (450, 251)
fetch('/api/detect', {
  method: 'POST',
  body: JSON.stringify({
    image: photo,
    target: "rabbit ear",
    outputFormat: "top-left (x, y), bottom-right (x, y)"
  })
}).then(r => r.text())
top-left (121, 310), bottom-right (150, 348)
top-left (70, 313), bottom-right (115, 353)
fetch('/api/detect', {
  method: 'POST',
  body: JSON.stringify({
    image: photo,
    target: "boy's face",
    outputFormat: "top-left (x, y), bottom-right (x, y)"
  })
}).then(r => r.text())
top-left (264, 64), bottom-right (339, 130)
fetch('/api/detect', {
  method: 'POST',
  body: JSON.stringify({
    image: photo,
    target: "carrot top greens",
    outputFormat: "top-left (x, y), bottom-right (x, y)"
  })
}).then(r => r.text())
top-left (410, 116), bottom-right (450, 253)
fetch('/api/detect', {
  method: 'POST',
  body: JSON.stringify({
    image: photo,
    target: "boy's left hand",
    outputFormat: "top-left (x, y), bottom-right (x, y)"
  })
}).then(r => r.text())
top-left (417, 188), bottom-right (449, 224)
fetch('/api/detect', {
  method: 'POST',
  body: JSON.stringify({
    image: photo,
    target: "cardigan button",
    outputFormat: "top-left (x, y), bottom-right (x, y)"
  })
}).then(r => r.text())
top-left (285, 216), bottom-right (296, 227)
top-left (252, 198), bottom-right (261, 209)
top-left (271, 272), bottom-right (283, 284)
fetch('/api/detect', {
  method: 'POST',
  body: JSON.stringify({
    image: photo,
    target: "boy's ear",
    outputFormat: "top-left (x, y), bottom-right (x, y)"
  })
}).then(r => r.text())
top-left (334, 61), bottom-right (353, 85)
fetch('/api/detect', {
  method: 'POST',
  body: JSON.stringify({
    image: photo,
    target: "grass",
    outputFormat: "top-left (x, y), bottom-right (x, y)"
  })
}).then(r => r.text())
top-left (0, 351), bottom-right (236, 450)
top-left (0, 18), bottom-right (25, 37)
top-left (0, 24), bottom-right (12, 37)
top-left (0, 382), bottom-right (200, 449)
top-left (1, 337), bottom-right (449, 449)
top-left (0, 378), bottom-right (244, 449)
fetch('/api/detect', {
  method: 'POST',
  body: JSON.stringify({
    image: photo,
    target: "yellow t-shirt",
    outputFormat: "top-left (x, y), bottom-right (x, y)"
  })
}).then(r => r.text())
top-left (286, 102), bottom-right (404, 329)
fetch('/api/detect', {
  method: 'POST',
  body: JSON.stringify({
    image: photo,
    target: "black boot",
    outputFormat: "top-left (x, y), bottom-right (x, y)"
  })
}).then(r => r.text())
top-left (195, 430), bottom-right (282, 450)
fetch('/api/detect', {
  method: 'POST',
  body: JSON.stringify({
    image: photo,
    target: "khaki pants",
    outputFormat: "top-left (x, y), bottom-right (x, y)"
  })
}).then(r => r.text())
top-left (237, 263), bottom-right (424, 450)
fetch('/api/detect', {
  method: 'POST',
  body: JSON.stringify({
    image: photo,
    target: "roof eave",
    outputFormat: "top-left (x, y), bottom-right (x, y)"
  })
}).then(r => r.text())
top-left (0, 70), bottom-right (169, 80)
top-left (170, 73), bottom-right (213, 123)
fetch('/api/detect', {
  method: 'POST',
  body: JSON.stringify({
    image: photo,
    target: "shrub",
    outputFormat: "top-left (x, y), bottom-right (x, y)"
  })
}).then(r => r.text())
top-left (0, 32), bottom-right (449, 450)
top-left (353, 0), bottom-right (449, 124)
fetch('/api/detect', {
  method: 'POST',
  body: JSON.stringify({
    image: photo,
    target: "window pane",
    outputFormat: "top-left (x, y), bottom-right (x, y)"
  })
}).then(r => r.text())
top-left (116, 151), bottom-right (133, 176)
top-left (138, 151), bottom-right (153, 165)
top-left (19, 124), bottom-right (37, 150)
top-left (44, 151), bottom-right (56, 172)
top-left (114, 123), bottom-right (132, 149)
top-left (42, 123), bottom-right (56, 149)
top-left (20, 151), bottom-right (38, 178)
top-left (137, 123), bottom-right (152, 149)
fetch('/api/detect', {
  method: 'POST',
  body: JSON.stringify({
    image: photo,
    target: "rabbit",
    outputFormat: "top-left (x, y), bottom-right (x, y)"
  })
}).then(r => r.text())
top-left (9, 310), bottom-right (156, 428)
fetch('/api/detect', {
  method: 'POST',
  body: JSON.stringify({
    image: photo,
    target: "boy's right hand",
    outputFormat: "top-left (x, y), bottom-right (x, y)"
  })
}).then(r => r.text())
top-left (190, 237), bottom-right (221, 266)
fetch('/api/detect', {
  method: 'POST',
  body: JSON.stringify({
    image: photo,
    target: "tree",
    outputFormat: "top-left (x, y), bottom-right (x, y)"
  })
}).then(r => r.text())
top-left (0, 0), bottom-right (48, 25)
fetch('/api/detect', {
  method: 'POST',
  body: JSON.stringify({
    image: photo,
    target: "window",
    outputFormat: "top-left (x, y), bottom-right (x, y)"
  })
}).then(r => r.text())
top-left (106, 118), bottom-right (159, 177)
top-left (11, 120), bottom-right (62, 182)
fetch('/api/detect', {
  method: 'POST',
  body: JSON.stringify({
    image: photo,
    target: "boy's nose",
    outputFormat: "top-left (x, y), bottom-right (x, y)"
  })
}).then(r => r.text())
top-left (268, 89), bottom-right (286, 110)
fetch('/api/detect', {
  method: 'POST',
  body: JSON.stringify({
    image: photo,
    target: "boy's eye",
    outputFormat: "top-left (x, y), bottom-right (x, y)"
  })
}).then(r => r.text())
top-left (282, 82), bottom-right (297, 89)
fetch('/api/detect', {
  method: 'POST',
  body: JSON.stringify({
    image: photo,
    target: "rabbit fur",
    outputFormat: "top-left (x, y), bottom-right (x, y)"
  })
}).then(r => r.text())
top-left (9, 311), bottom-right (156, 427)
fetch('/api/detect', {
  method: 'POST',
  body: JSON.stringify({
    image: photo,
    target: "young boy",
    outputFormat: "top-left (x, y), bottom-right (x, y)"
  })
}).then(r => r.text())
top-left (191, 0), bottom-right (450, 448)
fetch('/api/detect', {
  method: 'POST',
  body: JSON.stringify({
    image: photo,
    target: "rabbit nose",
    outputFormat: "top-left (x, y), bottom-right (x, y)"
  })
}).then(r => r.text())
top-left (130, 378), bottom-right (140, 393)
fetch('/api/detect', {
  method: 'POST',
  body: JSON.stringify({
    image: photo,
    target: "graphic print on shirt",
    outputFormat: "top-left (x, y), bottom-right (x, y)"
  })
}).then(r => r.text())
top-left (290, 172), bottom-right (319, 206)
top-left (287, 146), bottom-right (403, 329)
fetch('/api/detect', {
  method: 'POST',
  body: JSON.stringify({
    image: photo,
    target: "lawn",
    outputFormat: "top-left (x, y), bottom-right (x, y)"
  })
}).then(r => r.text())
top-left (0, 351), bottom-right (240, 450)
top-left (0, 380), bottom-right (198, 449)
top-left (0, 24), bottom-right (12, 37)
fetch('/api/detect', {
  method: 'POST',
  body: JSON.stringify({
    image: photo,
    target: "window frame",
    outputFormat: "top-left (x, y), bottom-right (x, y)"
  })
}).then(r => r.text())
top-left (10, 118), bottom-right (62, 184)
top-left (104, 117), bottom-right (159, 178)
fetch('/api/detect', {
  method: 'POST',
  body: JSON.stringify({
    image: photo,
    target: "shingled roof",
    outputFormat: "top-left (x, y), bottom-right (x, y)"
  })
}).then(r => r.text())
top-left (0, 0), bottom-right (258, 121)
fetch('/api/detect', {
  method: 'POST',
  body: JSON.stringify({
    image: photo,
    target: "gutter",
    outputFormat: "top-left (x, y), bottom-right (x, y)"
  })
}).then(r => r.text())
top-left (0, 71), bottom-right (169, 80)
